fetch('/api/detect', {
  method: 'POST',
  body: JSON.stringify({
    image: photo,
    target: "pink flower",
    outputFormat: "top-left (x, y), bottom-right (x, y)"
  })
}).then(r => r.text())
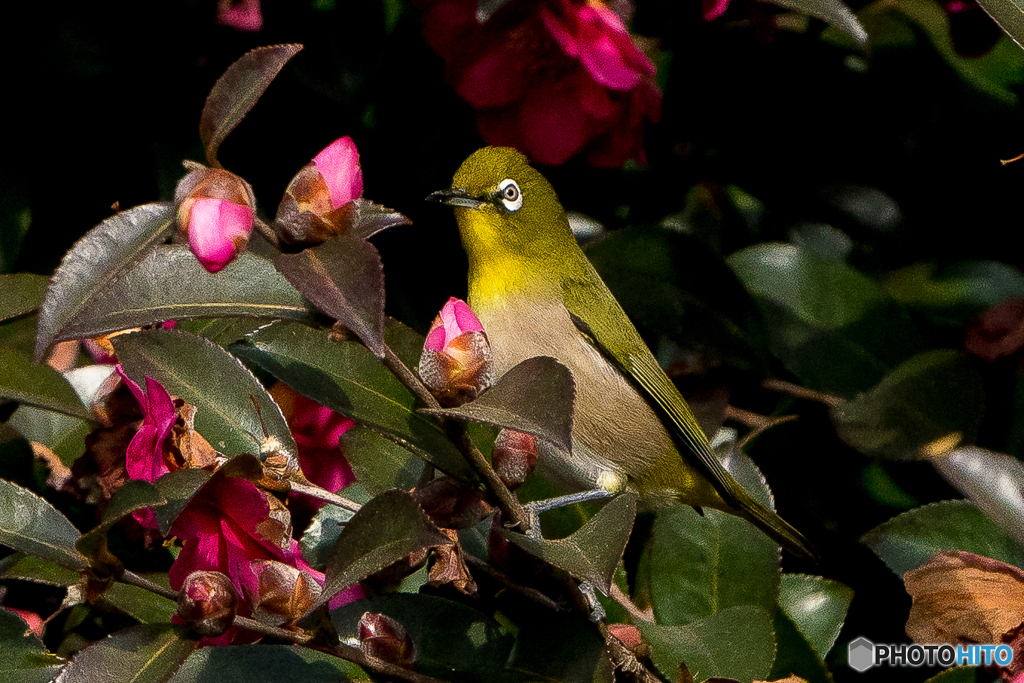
top-left (702, 0), bottom-right (731, 21)
top-left (419, 298), bottom-right (495, 406)
top-left (312, 137), bottom-right (364, 210)
top-left (418, 0), bottom-right (661, 167)
top-left (117, 367), bottom-right (177, 528)
top-left (424, 297), bottom-right (485, 352)
top-left (175, 167), bottom-right (256, 273)
top-left (276, 137), bottom-right (364, 246)
top-left (216, 0), bottom-right (263, 32)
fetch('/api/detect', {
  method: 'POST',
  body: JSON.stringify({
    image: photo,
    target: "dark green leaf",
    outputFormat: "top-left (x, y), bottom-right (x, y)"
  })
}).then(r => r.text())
top-left (76, 480), bottom-right (166, 566)
top-left (425, 357), bottom-right (575, 455)
top-left (172, 644), bottom-right (369, 683)
top-left (779, 574), bottom-right (853, 657)
top-left (639, 605), bottom-right (776, 683)
top-left (59, 623), bottom-right (198, 683)
top-left (975, 0), bottom-right (1024, 53)
top-left (331, 593), bottom-right (514, 681)
top-left (768, 608), bottom-right (835, 683)
top-left (56, 246), bottom-right (314, 342)
top-left (637, 446), bottom-right (780, 625)
top-left (502, 491), bottom-right (636, 594)
top-left (0, 552), bottom-right (79, 587)
top-left (176, 318), bottom-right (273, 346)
top-left (340, 424), bottom-right (424, 495)
top-left (768, 0), bottom-right (867, 46)
top-left (0, 479), bottom-right (87, 570)
top-left (506, 608), bottom-right (613, 683)
top-left (274, 234), bottom-right (386, 357)
top-left (343, 199), bottom-right (412, 240)
top-left (35, 203), bottom-right (175, 361)
top-left (0, 274), bottom-right (48, 323)
top-left (103, 580), bottom-right (178, 624)
top-left (383, 317), bottom-right (427, 369)
top-left (318, 489), bottom-right (450, 611)
top-left (8, 406), bottom-right (91, 468)
top-left (0, 349), bottom-right (90, 420)
top-left (0, 607), bottom-right (65, 683)
top-left (199, 44), bottom-right (303, 167)
top-left (831, 350), bottom-right (984, 460)
top-left (232, 320), bottom-right (471, 479)
top-left (152, 469), bottom-right (212, 536)
top-left (884, 260), bottom-right (1024, 325)
top-left (300, 500), bottom-right (356, 569)
top-left (930, 446), bottom-right (1024, 548)
top-left (113, 328), bottom-right (296, 458)
top-left (862, 500), bottom-right (1024, 575)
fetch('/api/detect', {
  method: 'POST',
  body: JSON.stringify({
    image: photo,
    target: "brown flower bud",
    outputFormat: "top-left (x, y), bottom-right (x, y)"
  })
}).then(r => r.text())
top-left (244, 560), bottom-right (322, 629)
top-left (177, 571), bottom-right (238, 637)
top-left (358, 612), bottom-right (415, 668)
top-left (174, 165), bottom-right (256, 272)
top-left (492, 429), bottom-right (538, 490)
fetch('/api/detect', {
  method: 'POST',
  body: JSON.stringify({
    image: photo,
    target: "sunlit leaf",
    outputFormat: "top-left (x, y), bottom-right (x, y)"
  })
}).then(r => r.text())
top-left (0, 479), bottom-right (87, 571)
top-left (35, 202), bottom-right (175, 361)
top-left (8, 406), bottom-right (91, 468)
top-left (0, 552), bottom-right (79, 587)
top-left (0, 349), bottom-right (89, 420)
top-left (768, 0), bottom-right (868, 47)
top-left (931, 446), bottom-right (1024, 548)
top-left (59, 623), bottom-right (198, 683)
top-left (0, 274), bottom-right (48, 323)
top-left (0, 607), bottom-right (64, 683)
top-left (199, 44), bottom-right (303, 166)
top-left (114, 328), bottom-right (296, 458)
top-left (340, 425), bottom-right (423, 495)
top-left (779, 574), bottom-right (853, 657)
top-left (300, 499), bottom-right (358, 569)
top-left (103, 580), bottom-right (177, 624)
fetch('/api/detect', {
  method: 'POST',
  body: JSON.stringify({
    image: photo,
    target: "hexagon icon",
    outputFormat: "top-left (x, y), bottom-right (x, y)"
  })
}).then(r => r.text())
top-left (848, 637), bottom-right (874, 672)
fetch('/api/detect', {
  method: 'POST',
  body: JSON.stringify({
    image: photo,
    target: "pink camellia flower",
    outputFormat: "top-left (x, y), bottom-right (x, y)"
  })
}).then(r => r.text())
top-left (175, 167), bottom-right (256, 273)
top-left (702, 0), bottom-right (731, 21)
top-left (216, 0), bottom-right (263, 32)
top-left (276, 137), bottom-right (364, 247)
top-left (418, 0), bottom-right (661, 167)
top-left (419, 297), bottom-right (495, 406)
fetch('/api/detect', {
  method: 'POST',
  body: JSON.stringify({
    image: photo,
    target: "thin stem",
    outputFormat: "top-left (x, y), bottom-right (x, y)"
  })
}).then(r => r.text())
top-left (233, 615), bottom-right (312, 643)
top-left (463, 555), bottom-right (563, 612)
top-left (121, 570), bottom-right (179, 602)
top-left (382, 345), bottom-right (442, 411)
top-left (762, 378), bottom-right (843, 407)
top-left (252, 216), bottom-right (282, 250)
top-left (321, 642), bottom-right (451, 683)
top-left (608, 582), bottom-right (653, 624)
top-left (288, 480), bottom-right (362, 513)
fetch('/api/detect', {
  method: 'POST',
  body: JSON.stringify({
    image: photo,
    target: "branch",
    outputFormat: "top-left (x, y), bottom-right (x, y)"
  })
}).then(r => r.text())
top-left (288, 480), bottom-right (362, 513)
top-left (762, 378), bottom-right (843, 407)
top-left (252, 216), bottom-right (282, 250)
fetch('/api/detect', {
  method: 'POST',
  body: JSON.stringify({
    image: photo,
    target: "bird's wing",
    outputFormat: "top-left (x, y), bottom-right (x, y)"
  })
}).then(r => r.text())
top-left (561, 271), bottom-right (741, 509)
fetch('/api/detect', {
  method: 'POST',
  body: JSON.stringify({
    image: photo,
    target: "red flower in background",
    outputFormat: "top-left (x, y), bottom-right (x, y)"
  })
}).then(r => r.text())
top-left (217, 0), bottom-right (263, 32)
top-left (418, 0), bottom-right (661, 167)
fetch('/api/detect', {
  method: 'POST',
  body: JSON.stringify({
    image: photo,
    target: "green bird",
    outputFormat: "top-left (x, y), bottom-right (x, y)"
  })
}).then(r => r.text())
top-left (428, 147), bottom-right (813, 560)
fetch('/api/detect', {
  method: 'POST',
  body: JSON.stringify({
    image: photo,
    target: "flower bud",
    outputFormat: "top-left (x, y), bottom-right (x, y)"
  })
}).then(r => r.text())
top-left (418, 297), bottom-right (495, 406)
top-left (177, 571), bottom-right (238, 637)
top-left (244, 560), bottom-right (321, 628)
top-left (492, 429), bottom-right (538, 490)
top-left (358, 612), bottom-right (415, 668)
top-left (174, 167), bottom-right (256, 273)
top-left (276, 136), bottom-right (363, 247)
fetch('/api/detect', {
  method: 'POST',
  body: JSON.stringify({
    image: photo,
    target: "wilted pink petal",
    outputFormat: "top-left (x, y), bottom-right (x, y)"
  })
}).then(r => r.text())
top-left (312, 137), bottom-right (364, 210)
top-left (117, 368), bottom-right (176, 483)
top-left (216, 0), bottom-right (263, 32)
top-left (187, 198), bottom-right (254, 273)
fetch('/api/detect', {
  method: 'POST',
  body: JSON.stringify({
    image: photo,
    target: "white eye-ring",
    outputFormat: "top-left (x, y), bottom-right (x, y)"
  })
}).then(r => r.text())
top-left (498, 178), bottom-right (523, 212)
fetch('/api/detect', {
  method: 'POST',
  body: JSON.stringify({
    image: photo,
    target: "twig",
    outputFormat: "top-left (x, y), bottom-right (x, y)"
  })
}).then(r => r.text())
top-left (608, 582), bottom-right (652, 624)
top-left (288, 480), bottom-right (362, 513)
top-left (252, 216), bottom-right (282, 250)
top-left (322, 642), bottom-right (451, 683)
top-left (762, 378), bottom-right (843, 407)
top-left (233, 615), bottom-right (313, 643)
top-left (121, 570), bottom-right (179, 602)
top-left (464, 554), bottom-right (563, 612)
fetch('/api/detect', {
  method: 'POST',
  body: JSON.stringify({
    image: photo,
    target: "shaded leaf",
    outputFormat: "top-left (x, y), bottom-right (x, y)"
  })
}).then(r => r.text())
top-left (932, 446), bottom-right (1024, 548)
top-left (502, 491), bottom-right (636, 594)
top-left (883, 260), bottom-right (1024, 325)
top-left (300, 499), bottom-right (358, 569)
top-left (9, 406), bottom-right (91, 469)
top-left (0, 350), bottom-right (90, 420)
top-left (975, 0), bottom-right (1024, 52)
top-left (341, 425), bottom-right (424, 495)
top-left (341, 198), bottom-right (412, 240)
top-left (274, 234), bottom-right (386, 357)
top-left (0, 479), bottom-right (87, 571)
top-left (103, 580), bottom-right (178, 624)
top-left (176, 318), bottom-right (273, 346)
top-left (56, 246), bottom-right (315, 342)
top-left (638, 605), bottom-right (776, 683)
top-left (831, 350), bottom-right (984, 460)
top-left (0, 607), bottom-right (64, 683)
top-left (199, 44), bottom-right (303, 166)
top-left (318, 490), bottom-right (450, 611)
top-left (59, 623), bottom-right (198, 683)
top-left (152, 469), bottom-right (212, 536)
top-left (171, 645), bottom-right (369, 683)
top-left (232, 320), bottom-right (471, 479)
top-left (768, 609), bottom-right (835, 683)
top-left (779, 574), bottom-right (853, 657)
top-left (505, 607), bottom-right (613, 683)
top-left (0, 552), bottom-right (79, 587)
top-left (862, 500), bottom-right (1024, 576)
top-left (768, 0), bottom-right (867, 47)
top-left (0, 274), bottom-right (48, 323)
top-left (100, 479), bottom-right (166, 530)
top-left (35, 203), bottom-right (175, 361)
top-left (113, 328), bottom-right (296, 458)
top-left (425, 357), bottom-right (575, 455)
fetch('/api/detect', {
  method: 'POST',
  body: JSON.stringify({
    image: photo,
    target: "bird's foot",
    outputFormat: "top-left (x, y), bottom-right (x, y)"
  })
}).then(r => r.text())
top-left (523, 489), bottom-right (615, 539)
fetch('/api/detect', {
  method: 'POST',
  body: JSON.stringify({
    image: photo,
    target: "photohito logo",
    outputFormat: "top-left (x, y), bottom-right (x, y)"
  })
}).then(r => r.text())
top-left (848, 637), bottom-right (1014, 671)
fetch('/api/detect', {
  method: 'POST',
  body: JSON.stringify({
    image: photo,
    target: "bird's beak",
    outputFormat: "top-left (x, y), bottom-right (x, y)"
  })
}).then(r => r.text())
top-left (425, 187), bottom-right (486, 210)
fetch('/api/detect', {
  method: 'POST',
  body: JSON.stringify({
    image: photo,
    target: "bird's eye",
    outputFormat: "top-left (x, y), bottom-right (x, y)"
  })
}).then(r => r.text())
top-left (498, 178), bottom-right (523, 212)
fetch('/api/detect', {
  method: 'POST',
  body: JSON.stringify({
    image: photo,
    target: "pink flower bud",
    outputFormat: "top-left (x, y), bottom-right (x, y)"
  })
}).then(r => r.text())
top-left (358, 612), bottom-right (415, 668)
top-left (419, 298), bottom-right (495, 406)
top-left (276, 136), bottom-right (364, 247)
top-left (491, 429), bottom-right (538, 490)
top-left (174, 167), bottom-right (255, 273)
top-left (177, 571), bottom-right (239, 637)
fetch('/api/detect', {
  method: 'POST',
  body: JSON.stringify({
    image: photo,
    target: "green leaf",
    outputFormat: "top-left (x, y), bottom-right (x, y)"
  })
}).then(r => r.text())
top-left (0, 274), bottom-right (48, 323)
top-left (424, 356), bottom-right (575, 455)
top-left (505, 608), bottom-right (613, 683)
top-left (232, 320), bottom-right (471, 479)
top-left (176, 318), bottom-right (273, 347)
top-left (76, 480), bottom-right (167, 567)
top-left (637, 446), bottom-right (780, 625)
top-left (199, 44), bottom-right (303, 166)
top-left (55, 246), bottom-right (315, 342)
top-left (931, 446), bottom-right (1024, 548)
top-left (502, 491), bottom-right (637, 594)
top-left (779, 574), bottom-right (853, 657)
top-left (0, 349), bottom-right (90, 420)
top-left (58, 623), bottom-right (198, 683)
top-left (300, 501), bottom-right (357, 569)
top-left (0, 607), bottom-right (65, 683)
top-left (831, 350), bottom-right (984, 460)
top-left (0, 552), bottom-right (79, 587)
top-left (103, 580), bottom-right (178, 624)
top-left (274, 234), bottom-right (386, 357)
top-left (862, 500), bottom-right (1024, 576)
top-left (113, 328), bottom-right (296, 458)
top-left (152, 469), bottom-right (212, 536)
top-left (978, 0), bottom-right (1024, 50)
top-left (8, 406), bottom-right (91, 468)
top-left (340, 424), bottom-right (424, 495)
top-left (318, 489), bottom-right (450, 611)
top-left (172, 644), bottom-right (369, 683)
top-left (35, 202), bottom-right (175, 361)
top-left (883, 260), bottom-right (1024, 325)
top-left (639, 605), bottom-right (776, 683)
top-left (0, 479), bottom-right (87, 570)
top-left (768, 0), bottom-right (867, 47)
top-left (331, 593), bottom-right (515, 681)
top-left (341, 198), bottom-right (412, 240)
top-left (768, 608), bottom-right (835, 683)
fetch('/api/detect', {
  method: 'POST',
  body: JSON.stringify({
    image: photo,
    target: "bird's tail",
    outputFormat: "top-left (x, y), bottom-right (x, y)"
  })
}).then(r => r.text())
top-left (731, 486), bottom-right (817, 561)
